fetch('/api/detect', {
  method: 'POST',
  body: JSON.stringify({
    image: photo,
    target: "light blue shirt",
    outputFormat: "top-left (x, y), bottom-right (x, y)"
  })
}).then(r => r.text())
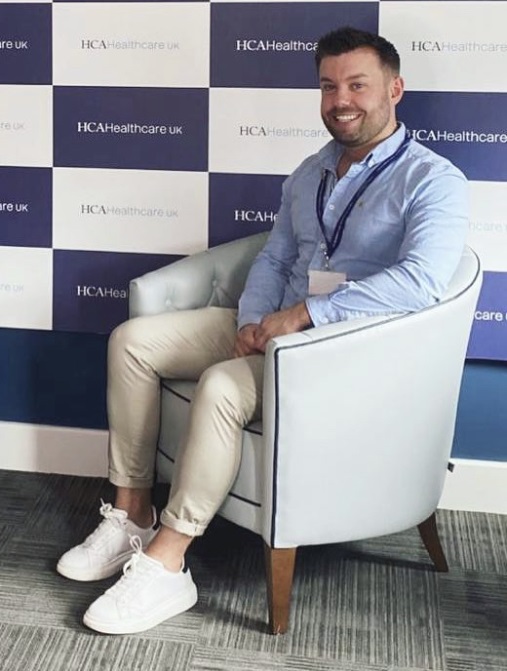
top-left (238, 123), bottom-right (469, 329)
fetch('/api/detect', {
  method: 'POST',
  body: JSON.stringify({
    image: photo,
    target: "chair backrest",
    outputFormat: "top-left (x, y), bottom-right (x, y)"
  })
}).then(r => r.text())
top-left (129, 232), bottom-right (268, 317)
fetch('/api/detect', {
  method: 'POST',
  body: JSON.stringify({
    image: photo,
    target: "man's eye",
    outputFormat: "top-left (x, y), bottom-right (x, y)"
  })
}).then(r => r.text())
top-left (351, 83), bottom-right (364, 91)
top-left (321, 84), bottom-right (335, 93)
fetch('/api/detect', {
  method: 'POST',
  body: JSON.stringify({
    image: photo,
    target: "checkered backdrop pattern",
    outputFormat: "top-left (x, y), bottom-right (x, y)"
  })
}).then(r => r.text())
top-left (1, 0), bottom-right (506, 360)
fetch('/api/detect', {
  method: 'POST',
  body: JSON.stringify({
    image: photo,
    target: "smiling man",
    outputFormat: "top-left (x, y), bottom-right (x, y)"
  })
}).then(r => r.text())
top-left (237, 27), bottom-right (467, 351)
top-left (57, 27), bottom-right (468, 635)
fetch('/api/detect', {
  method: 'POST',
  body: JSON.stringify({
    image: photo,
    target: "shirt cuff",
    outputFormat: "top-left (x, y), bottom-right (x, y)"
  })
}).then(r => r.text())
top-left (305, 295), bottom-right (336, 327)
top-left (237, 313), bottom-right (263, 331)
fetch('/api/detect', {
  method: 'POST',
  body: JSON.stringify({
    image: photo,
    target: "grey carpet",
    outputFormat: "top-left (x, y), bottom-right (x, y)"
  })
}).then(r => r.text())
top-left (0, 470), bottom-right (505, 671)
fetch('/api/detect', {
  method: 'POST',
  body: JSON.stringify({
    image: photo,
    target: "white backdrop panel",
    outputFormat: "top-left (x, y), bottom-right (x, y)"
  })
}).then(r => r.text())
top-left (53, 2), bottom-right (210, 87)
top-left (53, 168), bottom-right (209, 254)
top-left (209, 88), bottom-right (327, 175)
top-left (0, 86), bottom-right (52, 167)
top-left (0, 247), bottom-right (52, 330)
top-left (468, 181), bottom-right (507, 273)
top-left (380, 1), bottom-right (507, 93)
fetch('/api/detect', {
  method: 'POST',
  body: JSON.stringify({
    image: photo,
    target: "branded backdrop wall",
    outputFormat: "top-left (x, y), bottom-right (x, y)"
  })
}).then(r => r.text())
top-left (1, 0), bottom-right (507, 361)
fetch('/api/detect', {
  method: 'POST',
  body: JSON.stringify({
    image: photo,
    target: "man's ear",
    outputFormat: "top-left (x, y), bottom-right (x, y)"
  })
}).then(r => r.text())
top-left (391, 75), bottom-right (405, 105)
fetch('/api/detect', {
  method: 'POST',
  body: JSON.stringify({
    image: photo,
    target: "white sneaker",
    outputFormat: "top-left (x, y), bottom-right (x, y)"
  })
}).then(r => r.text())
top-left (83, 536), bottom-right (198, 634)
top-left (57, 500), bottom-right (158, 582)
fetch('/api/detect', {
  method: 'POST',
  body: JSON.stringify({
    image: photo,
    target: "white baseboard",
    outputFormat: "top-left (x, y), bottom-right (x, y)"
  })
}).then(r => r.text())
top-left (439, 458), bottom-right (507, 515)
top-left (0, 421), bottom-right (505, 514)
top-left (0, 420), bottom-right (108, 477)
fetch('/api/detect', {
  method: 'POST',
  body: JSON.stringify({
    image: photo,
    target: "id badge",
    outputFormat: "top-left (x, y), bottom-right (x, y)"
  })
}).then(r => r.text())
top-left (308, 269), bottom-right (347, 295)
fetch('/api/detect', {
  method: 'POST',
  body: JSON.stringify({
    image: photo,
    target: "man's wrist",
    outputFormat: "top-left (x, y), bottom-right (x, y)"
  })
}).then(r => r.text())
top-left (239, 322), bottom-right (258, 333)
top-left (297, 301), bottom-right (313, 329)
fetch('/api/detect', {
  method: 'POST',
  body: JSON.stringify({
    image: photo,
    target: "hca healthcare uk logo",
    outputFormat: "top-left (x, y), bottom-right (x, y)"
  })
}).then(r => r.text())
top-left (238, 124), bottom-right (328, 140)
top-left (79, 39), bottom-right (180, 51)
top-left (79, 203), bottom-right (178, 218)
top-left (410, 39), bottom-right (507, 54)
top-left (235, 38), bottom-right (316, 53)
top-left (75, 121), bottom-right (183, 136)
top-left (409, 128), bottom-right (507, 144)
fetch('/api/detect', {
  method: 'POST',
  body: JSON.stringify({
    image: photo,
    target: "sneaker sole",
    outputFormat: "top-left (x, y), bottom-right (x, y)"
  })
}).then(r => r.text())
top-left (83, 583), bottom-right (198, 634)
top-left (56, 551), bottom-right (134, 582)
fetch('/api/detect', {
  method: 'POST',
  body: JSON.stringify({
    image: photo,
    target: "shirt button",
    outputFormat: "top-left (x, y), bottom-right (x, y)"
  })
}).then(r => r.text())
top-left (328, 204), bottom-right (335, 211)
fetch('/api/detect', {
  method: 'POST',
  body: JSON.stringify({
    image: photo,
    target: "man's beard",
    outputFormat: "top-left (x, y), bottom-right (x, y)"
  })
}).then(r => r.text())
top-left (322, 101), bottom-right (392, 147)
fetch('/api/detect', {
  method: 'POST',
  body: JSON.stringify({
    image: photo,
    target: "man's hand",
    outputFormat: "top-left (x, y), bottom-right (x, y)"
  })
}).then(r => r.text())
top-left (253, 302), bottom-right (312, 352)
top-left (233, 324), bottom-right (262, 358)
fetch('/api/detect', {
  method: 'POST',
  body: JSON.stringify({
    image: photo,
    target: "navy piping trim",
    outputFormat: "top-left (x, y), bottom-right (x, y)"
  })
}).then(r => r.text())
top-left (161, 383), bottom-right (191, 403)
top-left (157, 449), bottom-right (261, 508)
top-left (270, 348), bottom-right (281, 547)
top-left (228, 491), bottom-right (262, 507)
top-left (157, 448), bottom-right (175, 464)
top-left (245, 425), bottom-right (262, 436)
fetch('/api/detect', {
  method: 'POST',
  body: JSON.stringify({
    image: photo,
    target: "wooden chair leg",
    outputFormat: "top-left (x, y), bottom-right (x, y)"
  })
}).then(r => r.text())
top-left (263, 544), bottom-right (297, 635)
top-left (418, 512), bottom-right (449, 572)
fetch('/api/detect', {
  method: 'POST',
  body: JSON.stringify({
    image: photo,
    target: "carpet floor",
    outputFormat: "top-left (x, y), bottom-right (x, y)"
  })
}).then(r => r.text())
top-left (0, 470), bottom-right (505, 671)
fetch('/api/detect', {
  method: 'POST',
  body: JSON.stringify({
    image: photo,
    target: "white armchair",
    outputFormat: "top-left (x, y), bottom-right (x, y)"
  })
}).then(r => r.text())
top-left (129, 233), bottom-right (482, 634)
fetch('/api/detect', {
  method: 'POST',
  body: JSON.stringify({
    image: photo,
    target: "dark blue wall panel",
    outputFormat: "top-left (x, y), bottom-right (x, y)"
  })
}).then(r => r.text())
top-left (453, 361), bottom-right (507, 461)
top-left (0, 328), bottom-right (108, 429)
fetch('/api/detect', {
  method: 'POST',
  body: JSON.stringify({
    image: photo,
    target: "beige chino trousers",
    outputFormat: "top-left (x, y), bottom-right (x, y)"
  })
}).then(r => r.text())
top-left (107, 307), bottom-right (264, 537)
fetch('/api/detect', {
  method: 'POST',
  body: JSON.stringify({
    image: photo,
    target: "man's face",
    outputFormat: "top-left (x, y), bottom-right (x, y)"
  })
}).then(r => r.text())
top-left (319, 47), bottom-right (404, 153)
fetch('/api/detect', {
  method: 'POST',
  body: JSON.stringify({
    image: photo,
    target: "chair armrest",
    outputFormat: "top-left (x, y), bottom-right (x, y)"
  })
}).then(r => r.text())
top-left (129, 232), bottom-right (269, 318)
top-left (260, 249), bottom-right (482, 548)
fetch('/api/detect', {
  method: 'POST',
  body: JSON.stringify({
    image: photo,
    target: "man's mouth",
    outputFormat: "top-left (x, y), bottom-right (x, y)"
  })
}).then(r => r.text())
top-left (333, 113), bottom-right (361, 122)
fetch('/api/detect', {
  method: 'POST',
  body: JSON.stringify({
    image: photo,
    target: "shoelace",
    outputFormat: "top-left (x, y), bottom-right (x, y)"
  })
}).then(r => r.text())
top-left (122, 535), bottom-right (143, 574)
top-left (107, 535), bottom-right (145, 602)
top-left (83, 499), bottom-right (128, 547)
top-left (99, 499), bottom-right (128, 526)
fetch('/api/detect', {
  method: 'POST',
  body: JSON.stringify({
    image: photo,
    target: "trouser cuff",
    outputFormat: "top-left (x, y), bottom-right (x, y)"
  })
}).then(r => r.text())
top-left (160, 508), bottom-right (208, 537)
top-left (109, 469), bottom-right (154, 489)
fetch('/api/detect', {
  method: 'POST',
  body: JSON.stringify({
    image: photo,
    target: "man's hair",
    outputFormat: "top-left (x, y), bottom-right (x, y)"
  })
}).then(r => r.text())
top-left (315, 27), bottom-right (400, 75)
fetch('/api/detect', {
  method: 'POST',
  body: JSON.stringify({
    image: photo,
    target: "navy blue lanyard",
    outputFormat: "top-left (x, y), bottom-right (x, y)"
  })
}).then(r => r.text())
top-left (316, 130), bottom-right (411, 265)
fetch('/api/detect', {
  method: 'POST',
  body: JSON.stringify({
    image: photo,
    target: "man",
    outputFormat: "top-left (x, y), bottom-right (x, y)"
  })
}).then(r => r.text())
top-left (57, 27), bottom-right (468, 634)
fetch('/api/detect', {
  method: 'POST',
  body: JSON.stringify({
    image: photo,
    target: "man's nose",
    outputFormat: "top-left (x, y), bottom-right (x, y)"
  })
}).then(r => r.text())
top-left (331, 87), bottom-right (352, 108)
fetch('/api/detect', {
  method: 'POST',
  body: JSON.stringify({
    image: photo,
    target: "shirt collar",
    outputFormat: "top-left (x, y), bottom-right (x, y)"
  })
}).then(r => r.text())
top-left (318, 122), bottom-right (407, 173)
